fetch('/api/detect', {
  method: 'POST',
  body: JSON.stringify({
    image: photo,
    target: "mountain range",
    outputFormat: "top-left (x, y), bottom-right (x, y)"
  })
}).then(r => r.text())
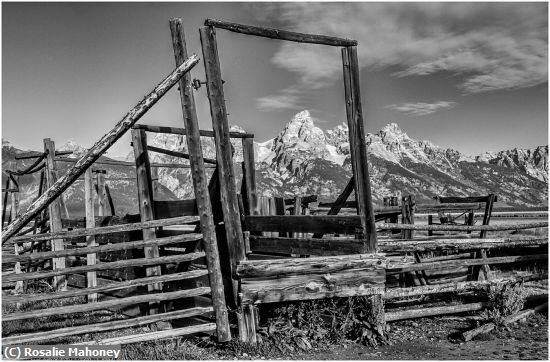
top-left (2, 110), bottom-right (547, 217)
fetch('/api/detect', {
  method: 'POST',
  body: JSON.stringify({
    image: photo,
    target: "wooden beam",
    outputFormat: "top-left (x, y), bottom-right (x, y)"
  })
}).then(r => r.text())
top-left (241, 138), bottom-right (258, 216)
top-left (237, 253), bottom-right (387, 278)
top-left (2, 287), bottom-right (211, 322)
top-left (389, 254), bottom-right (547, 273)
top-left (377, 221), bottom-right (548, 232)
top-left (241, 269), bottom-right (384, 304)
top-left (378, 236), bottom-right (548, 253)
top-left (3, 270), bottom-right (208, 305)
top-left (15, 150), bottom-right (72, 160)
top-left (55, 156), bottom-right (213, 169)
top-left (435, 195), bottom-right (497, 204)
top-left (8, 216), bottom-right (200, 245)
top-left (249, 235), bottom-right (364, 256)
top-left (2, 56), bottom-right (200, 241)
top-left (92, 323), bottom-right (216, 345)
top-left (146, 145), bottom-right (217, 164)
top-left (401, 195), bottom-right (415, 239)
top-left (342, 46), bottom-right (377, 251)
top-left (385, 302), bottom-right (489, 322)
top-left (132, 128), bottom-right (162, 313)
top-left (44, 138), bottom-right (67, 291)
top-left (170, 18), bottom-right (231, 343)
top-left (204, 18), bottom-right (357, 47)
top-left (84, 168), bottom-right (98, 303)
top-left (96, 170), bottom-right (107, 217)
top-left (104, 184), bottom-right (115, 216)
top-left (384, 274), bottom-right (547, 299)
top-left (3, 234), bottom-right (202, 264)
top-left (245, 215), bottom-right (362, 234)
top-left (1, 306), bottom-right (213, 345)
top-left (2, 252), bottom-right (206, 284)
top-left (133, 124), bottom-right (254, 138)
top-left (200, 25), bottom-right (246, 307)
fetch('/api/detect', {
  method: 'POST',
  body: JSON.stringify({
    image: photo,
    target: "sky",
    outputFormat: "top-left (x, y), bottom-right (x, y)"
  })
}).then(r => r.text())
top-left (2, 2), bottom-right (548, 158)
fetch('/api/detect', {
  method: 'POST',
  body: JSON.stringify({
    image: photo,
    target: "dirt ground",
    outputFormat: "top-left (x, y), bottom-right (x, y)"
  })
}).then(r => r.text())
top-left (302, 313), bottom-right (548, 360)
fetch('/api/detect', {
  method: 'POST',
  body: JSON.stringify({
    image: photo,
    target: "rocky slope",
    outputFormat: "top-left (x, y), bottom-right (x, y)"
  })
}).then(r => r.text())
top-left (2, 111), bottom-right (547, 216)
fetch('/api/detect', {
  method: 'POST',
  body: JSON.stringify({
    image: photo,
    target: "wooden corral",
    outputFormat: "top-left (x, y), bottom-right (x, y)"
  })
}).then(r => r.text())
top-left (2, 18), bottom-right (548, 347)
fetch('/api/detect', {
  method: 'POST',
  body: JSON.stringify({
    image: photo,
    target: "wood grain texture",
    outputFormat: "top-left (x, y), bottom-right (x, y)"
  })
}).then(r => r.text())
top-left (92, 323), bottom-right (216, 345)
top-left (204, 18), bottom-right (357, 46)
top-left (241, 268), bottom-right (385, 304)
top-left (2, 56), bottom-right (199, 241)
top-left (84, 168), bottom-right (98, 302)
top-left (377, 221), bottom-right (547, 232)
top-left (378, 236), bottom-right (548, 252)
top-left (244, 215), bottom-right (363, 234)
top-left (249, 235), bottom-right (364, 256)
top-left (171, 18), bottom-right (230, 342)
top-left (1, 306), bottom-right (213, 345)
top-left (133, 124), bottom-right (254, 138)
top-left (385, 302), bottom-right (489, 321)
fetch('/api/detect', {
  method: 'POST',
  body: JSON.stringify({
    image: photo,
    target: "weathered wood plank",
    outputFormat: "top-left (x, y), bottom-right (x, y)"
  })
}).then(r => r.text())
top-left (84, 168), bottom-right (98, 302)
top-left (389, 254), bottom-right (547, 273)
top-left (14, 150), bottom-right (72, 160)
top-left (249, 235), bottom-right (364, 256)
top-left (3, 270), bottom-right (208, 305)
top-left (378, 237), bottom-right (548, 252)
top-left (245, 215), bottom-right (363, 234)
top-left (9, 216), bottom-right (200, 245)
top-left (436, 195), bottom-right (497, 204)
top-left (55, 156), bottom-right (213, 169)
top-left (2, 287), bottom-right (211, 322)
top-left (377, 221), bottom-right (548, 232)
top-left (2, 252), bottom-right (206, 283)
top-left (1, 306), bottom-right (213, 345)
top-left (343, 46), bottom-right (377, 250)
top-left (384, 274), bottom-right (547, 299)
top-left (92, 323), bottom-right (216, 345)
top-left (204, 18), bottom-right (357, 46)
top-left (385, 302), bottom-right (489, 322)
top-left (133, 124), bottom-right (254, 138)
top-left (2, 56), bottom-right (200, 241)
top-left (201, 25), bottom-right (245, 307)
top-left (241, 138), bottom-right (258, 216)
top-left (237, 253), bottom-right (387, 278)
top-left (241, 268), bottom-right (385, 304)
top-left (44, 138), bottom-right (67, 291)
top-left (171, 18), bottom-right (231, 342)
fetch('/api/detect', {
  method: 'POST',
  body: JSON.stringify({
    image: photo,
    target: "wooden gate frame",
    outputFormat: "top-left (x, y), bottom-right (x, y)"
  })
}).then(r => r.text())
top-left (198, 18), bottom-right (378, 299)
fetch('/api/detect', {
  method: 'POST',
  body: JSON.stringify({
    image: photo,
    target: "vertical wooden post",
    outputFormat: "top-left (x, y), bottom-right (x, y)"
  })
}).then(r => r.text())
top-left (44, 138), bottom-right (66, 291)
top-left (401, 195), bottom-right (415, 239)
top-left (150, 166), bottom-right (159, 200)
top-left (342, 47), bottom-right (377, 252)
top-left (10, 175), bottom-right (24, 295)
top-left (466, 211), bottom-right (475, 235)
top-left (171, 19), bottom-right (231, 342)
top-left (428, 215), bottom-right (434, 236)
top-left (292, 196), bottom-right (302, 238)
top-left (200, 25), bottom-right (246, 306)
top-left (132, 129), bottom-right (161, 314)
top-left (84, 168), bottom-right (97, 303)
top-left (96, 170), bottom-right (107, 217)
top-left (477, 194), bottom-right (495, 280)
top-left (241, 138), bottom-right (258, 216)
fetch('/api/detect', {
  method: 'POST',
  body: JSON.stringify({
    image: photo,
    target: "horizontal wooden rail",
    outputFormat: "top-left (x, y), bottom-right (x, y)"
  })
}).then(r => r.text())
top-left (389, 254), bottom-right (547, 273)
top-left (377, 221), bottom-right (548, 232)
top-left (55, 156), bottom-right (216, 169)
top-left (385, 302), bottom-right (489, 322)
top-left (3, 270), bottom-right (208, 304)
top-left (435, 195), bottom-right (497, 203)
top-left (15, 150), bottom-right (72, 160)
top-left (317, 203), bottom-right (484, 213)
top-left (9, 216), bottom-right (200, 245)
top-left (2, 287), bottom-right (211, 322)
top-left (93, 323), bottom-right (216, 345)
top-left (146, 145), bottom-right (217, 164)
top-left (249, 235), bottom-right (364, 256)
top-left (379, 236), bottom-right (548, 252)
top-left (204, 18), bottom-right (357, 47)
top-left (2, 252), bottom-right (206, 283)
top-left (237, 253), bottom-right (388, 278)
top-left (384, 273), bottom-right (547, 299)
top-left (244, 215), bottom-right (362, 234)
top-left (3, 234), bottom-right (202, 264)
top-left (133, 124), bottom-right (254, 139)
top-left (1, 306), bottom-right (213, 345)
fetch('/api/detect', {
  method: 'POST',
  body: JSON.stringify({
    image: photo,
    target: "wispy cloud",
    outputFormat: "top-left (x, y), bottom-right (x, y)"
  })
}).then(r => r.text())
top-left (256, 87), bottom-right (303, 112)
top-left (250, 3), bottom-right (547, 96)
top-left (385, 101), bottom-right (457, 117)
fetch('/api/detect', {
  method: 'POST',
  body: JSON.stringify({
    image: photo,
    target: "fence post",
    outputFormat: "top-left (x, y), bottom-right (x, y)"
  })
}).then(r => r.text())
top-left (44, 138), bottom-right (67, 291)
top-left (84, 168), bottom-right (97, 302)
top-left (10, 175), bottom-right (24, 295)
top-left (95, 170), bottom-right (107, 217)
top-left (171, 19), bottom-right (231, 342)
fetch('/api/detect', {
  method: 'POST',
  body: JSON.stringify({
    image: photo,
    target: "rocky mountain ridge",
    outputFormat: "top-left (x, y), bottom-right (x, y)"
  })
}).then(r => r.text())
top-left (2, 111), bottom-right (547, 215)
